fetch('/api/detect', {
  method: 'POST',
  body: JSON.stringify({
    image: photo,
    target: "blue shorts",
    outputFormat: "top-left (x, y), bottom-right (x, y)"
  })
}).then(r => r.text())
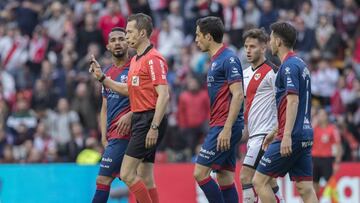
top-left (196, 125), bottom-right (242, 172)
top-left (256, 139), bottom-right (313, 181)
top-left (98, 139), bottom-right (129, 178)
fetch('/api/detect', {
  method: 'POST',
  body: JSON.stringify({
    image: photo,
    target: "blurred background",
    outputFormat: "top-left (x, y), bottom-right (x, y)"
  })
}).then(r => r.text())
top-left (0, 0), bottom-right (359, 202)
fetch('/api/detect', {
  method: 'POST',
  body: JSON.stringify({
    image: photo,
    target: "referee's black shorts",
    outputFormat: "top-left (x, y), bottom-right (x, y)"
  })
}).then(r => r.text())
top-left (125, 110), bottom-right (167, 163)
top-left (312, 157), bottom-right (334, 182)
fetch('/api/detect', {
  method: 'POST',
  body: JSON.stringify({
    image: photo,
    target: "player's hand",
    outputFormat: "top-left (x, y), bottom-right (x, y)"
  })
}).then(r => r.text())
top-left (88, 54), bottom-right (103, 80)
top-left (280, 135), bottom-right (292, 157)
top-left (101, 136), bottom-right (108, 148)
top-left (145, 129), bottom-right (158, 149)
top-left (115, 112), bottom-right (132, 136)
top-left (217, 127), bottom-right (231, 151)
top-left (262, 133), bottom-right (275, 151)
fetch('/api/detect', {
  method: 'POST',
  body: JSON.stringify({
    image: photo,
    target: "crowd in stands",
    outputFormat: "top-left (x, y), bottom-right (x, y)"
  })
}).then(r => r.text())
top-left (0, 0), bottom-right (359, 164)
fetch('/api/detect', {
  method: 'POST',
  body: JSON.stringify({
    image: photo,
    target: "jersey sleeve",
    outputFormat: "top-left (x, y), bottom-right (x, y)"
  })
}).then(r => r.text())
top-left (147, 56), bottom-right (168, 86)
top-left (283, 63), bottom-right (299, 95)
top-left (101, 85), bottom-right (107, 98)
top-left (224, 56), bottom-right (242, 84)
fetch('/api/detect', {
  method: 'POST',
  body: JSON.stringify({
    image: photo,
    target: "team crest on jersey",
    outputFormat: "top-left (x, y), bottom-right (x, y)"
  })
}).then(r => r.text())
top-left (285, 67), bottom-right (291, 75)
top-left (229, 57), bottom-right (236, 64)
top-left (254, 73), bottom-right (261, 80)
top-left (120, 75), bottom-right (127, 83)
top-left (211, 62), bottom-right (217, 70)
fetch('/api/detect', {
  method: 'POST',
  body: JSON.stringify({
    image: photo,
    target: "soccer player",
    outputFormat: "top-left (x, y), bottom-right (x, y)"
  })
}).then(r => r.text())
top-left (241, 28), bottom-right (283, 203)
top-left (90, 13), bottom-right (169, 203)
top-left (253, 22), bottom-right (318, 203)
top-left (91, 27), bottom-right (132, 203)
top-left (193, 16), bottom-right (244, 203)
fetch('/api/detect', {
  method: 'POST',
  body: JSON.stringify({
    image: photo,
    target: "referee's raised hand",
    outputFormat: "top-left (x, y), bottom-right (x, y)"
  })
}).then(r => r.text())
top-left (89, 54), bottom-right (103, 80)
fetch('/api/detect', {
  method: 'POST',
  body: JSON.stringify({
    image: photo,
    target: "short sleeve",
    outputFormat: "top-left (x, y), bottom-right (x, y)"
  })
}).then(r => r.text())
top-left (267, 69), bottom-right (277, 91)
top-left (148, 56), bottom-right (168, 85)
top-left (224, 56), bottom-right (242, 84)
top-left (283, 63), bottom-right (299, 95)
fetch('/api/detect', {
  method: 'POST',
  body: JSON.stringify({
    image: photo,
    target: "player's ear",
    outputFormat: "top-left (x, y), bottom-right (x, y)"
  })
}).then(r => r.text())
top-left (140, 29), bottom-right (146, 38)
top-left (106, 43), bottom-right (110, 51)
top-left (205, 33), bottom-right (212, 42)
top-left (275, 37), bottom-right (281, 47)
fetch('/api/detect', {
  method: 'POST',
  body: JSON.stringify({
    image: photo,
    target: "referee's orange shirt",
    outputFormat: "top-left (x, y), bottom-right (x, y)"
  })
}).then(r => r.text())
top-left (127, 45), bottom-right (168, 112)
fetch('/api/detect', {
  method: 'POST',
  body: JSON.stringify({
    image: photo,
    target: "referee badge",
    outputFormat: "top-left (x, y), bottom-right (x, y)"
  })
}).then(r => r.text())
top-left (132, 76), bottom-right (139, 86)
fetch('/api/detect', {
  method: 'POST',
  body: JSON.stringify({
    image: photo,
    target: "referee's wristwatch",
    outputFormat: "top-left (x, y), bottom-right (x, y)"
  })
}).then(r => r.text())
top-left (150, 123), bottom-right (159, 130)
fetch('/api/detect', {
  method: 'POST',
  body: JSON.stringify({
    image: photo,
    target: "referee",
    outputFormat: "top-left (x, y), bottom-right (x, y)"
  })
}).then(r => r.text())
top-left (90, 13), bottom-right (169, 203)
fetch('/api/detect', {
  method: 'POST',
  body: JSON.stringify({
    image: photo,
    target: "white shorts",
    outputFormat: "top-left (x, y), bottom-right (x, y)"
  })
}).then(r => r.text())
top-left (243, 134), bottom-right (266, 169)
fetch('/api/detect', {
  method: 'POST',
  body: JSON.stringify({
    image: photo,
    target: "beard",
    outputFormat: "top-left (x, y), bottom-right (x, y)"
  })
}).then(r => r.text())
top-left (113, 50), bottom-right (125, 58)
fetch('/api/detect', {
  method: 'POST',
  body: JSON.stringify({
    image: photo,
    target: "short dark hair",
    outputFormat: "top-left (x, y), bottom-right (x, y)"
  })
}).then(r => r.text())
top-left (242, 28), bottom-right (269, 43)
top-left (111, 27), bottom-right (126, 33)
top-left (270, 22), bottom-right (297, 48)
top-left (196, 16), bottom-right (224, 43)
top-left (127, 13), bottom-right (153, 37)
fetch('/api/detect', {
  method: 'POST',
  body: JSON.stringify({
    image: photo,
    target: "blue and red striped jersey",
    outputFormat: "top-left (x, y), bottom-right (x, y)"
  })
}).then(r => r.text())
top-left (206, 46), bottom-right (244, 127)
top-left (102, 62), bottom-right (131, 140)
top-left (275, 52), bottom-right (313, 141)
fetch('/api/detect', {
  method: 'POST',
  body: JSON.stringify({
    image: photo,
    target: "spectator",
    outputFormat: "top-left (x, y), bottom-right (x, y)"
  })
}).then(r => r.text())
top-left (31, 79), bottom-right (57, 110)
top-left (76, 13), bottom-right (103, 58)
top-left (28, 25), bottom-right (50, 80)
top-left (167, 0), bottom-right (184, 31)
top-left (6, 98), bottom-right (37, 143)
top-left (98, 0), bottom-right (126, 43)
top-left (44, 1), bottom-right (66, 43)
top-left (0, 23), bottom-right (28, 73)
top-left (76, 42), bottom-right (101, 72)
top-left (193, 0), bottom-right (224, 22)
top-left (76, 137), bottom-right (101, 164)
top-left (12, 0), bottom-right (41, 37)
top-left (311, 58), bottom-right (339, 106)
top-left (299, 0), bottom-right (317, 29)
top-left (259, 0), bottom-right (278, 33)
top-left (223, 0), bottom-right (244, 48)
top-left (294, 16), bottom-right (316, 60)
top-left (52, 98), bottom-right (79, 148)
top-left (0, 65), bottom-right (15, 102)
top-left (33, 121), bottom-right (57, 162)
top-left (244, 0), bottom-right (261, 28)
top-left (336, 0), bottom-right (360, 41)
top-left (71, 82), bottom-right (98, 131)
top-left (67, 122), bottom-right (86, 162)
top-left (157, 19), bottom-right (184, 60)
top-left (315, 15), bottom-right (342, 58)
